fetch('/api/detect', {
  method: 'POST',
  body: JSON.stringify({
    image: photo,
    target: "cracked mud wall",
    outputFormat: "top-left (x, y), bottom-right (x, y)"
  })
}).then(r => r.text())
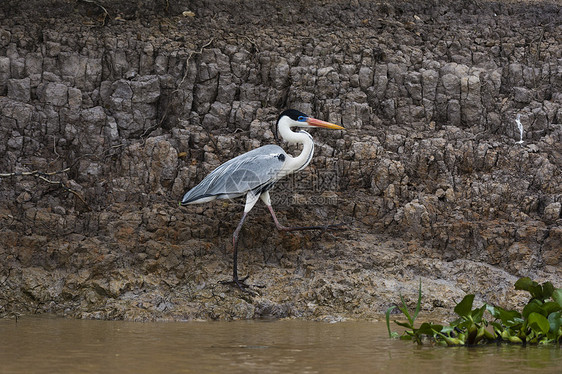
top-left (0, 0), bottom-right (561, 320)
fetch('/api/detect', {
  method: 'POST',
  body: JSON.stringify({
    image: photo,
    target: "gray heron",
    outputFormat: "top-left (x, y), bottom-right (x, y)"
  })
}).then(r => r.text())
top-left (180, 109), bottom-right (344, 291)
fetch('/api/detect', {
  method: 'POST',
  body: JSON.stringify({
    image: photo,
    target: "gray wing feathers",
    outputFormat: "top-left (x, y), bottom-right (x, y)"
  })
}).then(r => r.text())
top-left (182, 145), bottom-right (286, 204)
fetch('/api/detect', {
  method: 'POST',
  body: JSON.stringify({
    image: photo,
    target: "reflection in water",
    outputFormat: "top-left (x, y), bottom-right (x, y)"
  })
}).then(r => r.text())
top-left (0, 316), bottom-right (560, 373)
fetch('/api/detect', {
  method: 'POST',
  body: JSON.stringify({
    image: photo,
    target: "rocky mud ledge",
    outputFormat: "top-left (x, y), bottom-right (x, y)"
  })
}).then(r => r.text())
top-left (0, 0), bottom-right (560, 321)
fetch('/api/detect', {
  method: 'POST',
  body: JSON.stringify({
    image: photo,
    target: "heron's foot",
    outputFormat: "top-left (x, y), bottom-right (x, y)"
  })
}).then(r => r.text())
top-left (220, 275), bottom-right (264, 295)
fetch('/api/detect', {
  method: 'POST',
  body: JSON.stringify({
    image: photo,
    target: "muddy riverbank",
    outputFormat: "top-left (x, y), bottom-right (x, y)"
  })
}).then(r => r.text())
top-left (0, 0), bottom-right (560, 320)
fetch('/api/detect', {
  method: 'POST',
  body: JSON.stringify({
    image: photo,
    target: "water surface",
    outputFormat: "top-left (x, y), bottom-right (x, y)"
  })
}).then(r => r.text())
top-left (1, 316), bottom-right (560, 373)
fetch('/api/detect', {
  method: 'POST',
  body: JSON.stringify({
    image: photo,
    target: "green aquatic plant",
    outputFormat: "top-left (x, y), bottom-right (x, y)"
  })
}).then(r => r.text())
top-left (386, 277), bottom-right (562, 346)
top-left (385, 280), bottom-right (422, 341)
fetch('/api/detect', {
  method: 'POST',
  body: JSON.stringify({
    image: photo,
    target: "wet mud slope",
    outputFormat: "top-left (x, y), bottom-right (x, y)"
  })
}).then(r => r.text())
top-left (0, 0), bottom-right (561, 320)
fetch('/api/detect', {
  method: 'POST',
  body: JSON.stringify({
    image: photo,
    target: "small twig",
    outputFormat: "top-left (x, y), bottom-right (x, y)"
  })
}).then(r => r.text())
top-left (52, 136), bottom-right (60, 159)
top-left (0, 168), bottom-right (91, 211)
top-left (0, 168), bottom-right (70, 178)
top-left (143, 38), bottom-right (215, 139)
top-left (174, 38), bottom-right (215, 94)
top-left (80, 0), bottom-right (109, 26)
top-left (244, 36), bottom-right (259, 53)
top-left (37, 175), bottom-right (91, 209)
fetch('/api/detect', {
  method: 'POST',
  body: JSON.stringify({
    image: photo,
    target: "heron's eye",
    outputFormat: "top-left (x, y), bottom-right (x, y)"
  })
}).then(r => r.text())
top-left (297, 116), bottom-right (307, 122)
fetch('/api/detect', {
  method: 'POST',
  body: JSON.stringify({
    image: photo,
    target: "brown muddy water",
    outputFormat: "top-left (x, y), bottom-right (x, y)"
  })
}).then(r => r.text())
top-left (1, 316), bottom-right (561, 374)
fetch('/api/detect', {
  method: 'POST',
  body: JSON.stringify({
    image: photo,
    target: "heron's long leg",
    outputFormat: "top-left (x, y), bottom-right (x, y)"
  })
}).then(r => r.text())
top-left (260, 191), bottom-right (345, 232)
top-left (221, 192), bottom-right (262, 293)
top-left (231, 211), bottom-right (248, 284)
top-left (266, 204), bottom-right (345, 231)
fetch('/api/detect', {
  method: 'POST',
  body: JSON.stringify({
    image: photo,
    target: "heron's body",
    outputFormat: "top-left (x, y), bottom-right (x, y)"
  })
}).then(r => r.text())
top-left (181, 144), bottom-right (288, 204)
top-left (180, 109), bottom-right (343, 291)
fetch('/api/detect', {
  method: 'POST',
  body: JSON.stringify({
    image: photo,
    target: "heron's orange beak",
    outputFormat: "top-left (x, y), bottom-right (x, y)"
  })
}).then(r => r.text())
top-left (307, 117), bottom-right (344, 130)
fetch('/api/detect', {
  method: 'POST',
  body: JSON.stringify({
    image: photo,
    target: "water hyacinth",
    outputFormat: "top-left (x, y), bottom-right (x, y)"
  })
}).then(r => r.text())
top-left (387, 277), bottom-right (562, 346)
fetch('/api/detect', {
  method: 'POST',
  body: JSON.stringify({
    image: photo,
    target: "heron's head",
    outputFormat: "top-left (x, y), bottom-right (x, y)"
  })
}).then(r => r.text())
top-left (277, 109), bottom-right (344, 130)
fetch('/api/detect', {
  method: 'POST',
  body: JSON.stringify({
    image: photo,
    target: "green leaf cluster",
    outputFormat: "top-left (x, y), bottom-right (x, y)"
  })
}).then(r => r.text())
top-left (386, 277), bottom-right (562, 346)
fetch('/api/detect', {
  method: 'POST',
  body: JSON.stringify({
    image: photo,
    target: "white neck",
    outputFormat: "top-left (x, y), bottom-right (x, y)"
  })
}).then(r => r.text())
top-left (278, 117), bottom-right (314, 174)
